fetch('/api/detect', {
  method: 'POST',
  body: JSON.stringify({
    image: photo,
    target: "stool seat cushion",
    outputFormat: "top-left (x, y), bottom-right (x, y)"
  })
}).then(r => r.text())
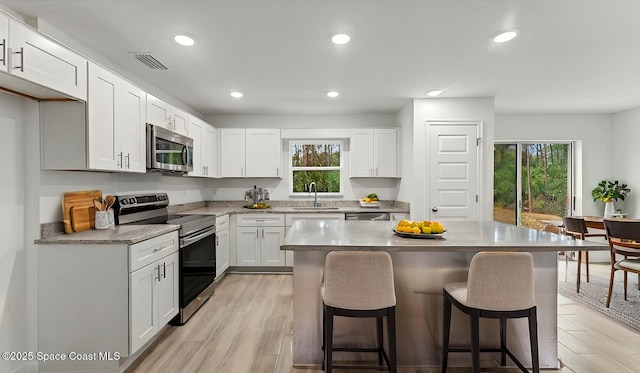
top-left (443, 282), bottom-right (468, 305)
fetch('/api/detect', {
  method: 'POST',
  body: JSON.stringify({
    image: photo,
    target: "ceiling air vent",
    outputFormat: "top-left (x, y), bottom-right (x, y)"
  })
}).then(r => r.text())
top-left (130, 53), bottom-right (168, 70)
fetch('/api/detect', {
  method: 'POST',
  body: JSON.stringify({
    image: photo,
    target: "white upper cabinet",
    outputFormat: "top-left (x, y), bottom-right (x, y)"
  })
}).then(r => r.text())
top-left (146, 94), bottom-right (172, 129)
top-left (188, 116), bottom-right (217, 178)
top-left (220, 128), bottom-right (246, 177)
top-left (146, 94), bottom-right (189, 136)
top-left (220, 128), bottom-right (281, 178)
top-left (8, 19), bottom-right (87, 100)
top-left (350, 128), bottom-right (400, 178)
top-left (245, 129), bottom-right (281, 177)
top-left (87, 62), bottom-right (145, 173)
top-left (0, 14), bottom-right (8, 73)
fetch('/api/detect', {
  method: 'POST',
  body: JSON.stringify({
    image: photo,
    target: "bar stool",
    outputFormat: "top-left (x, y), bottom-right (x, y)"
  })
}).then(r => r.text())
top-left (442, 251), bottom-right (539, 373)
top-left (321, 251), bottom-right (397, 373)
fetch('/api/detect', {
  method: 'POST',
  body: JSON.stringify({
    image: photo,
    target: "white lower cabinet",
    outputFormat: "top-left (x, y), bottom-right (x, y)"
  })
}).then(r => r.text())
top-left (37, 231), bottom-right (179, 372)
top-left (236, 213), bottom-right (285, 266)
top-left (129, 250), bottom-right (179, 353)
top-left (216, 214), bottom-right (230, 277)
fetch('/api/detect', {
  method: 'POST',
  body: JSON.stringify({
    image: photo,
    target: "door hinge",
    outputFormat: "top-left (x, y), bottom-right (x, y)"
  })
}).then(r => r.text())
top-left (476, 138), bottom-right (481, 146)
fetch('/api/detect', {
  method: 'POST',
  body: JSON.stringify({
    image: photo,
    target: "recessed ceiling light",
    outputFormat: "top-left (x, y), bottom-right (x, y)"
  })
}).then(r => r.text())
top-left (327, 91), bottom-right (340, 98)
top-left (491, 29), bottom-right (519, 43)
top-left (174, 34), bottom-right (195, 46)
top-left (426, 90), bottom-right (443, 97)
top-left (230, 91), bottom-right (243, 98)
top-left (331, 33), bottom-right (351, 45)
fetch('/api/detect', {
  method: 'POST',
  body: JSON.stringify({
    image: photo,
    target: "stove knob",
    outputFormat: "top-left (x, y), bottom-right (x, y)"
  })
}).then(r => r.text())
top-left (121, 199), bottom-right (128, 205)
top-left (129, 198), bottom-right (136, 204)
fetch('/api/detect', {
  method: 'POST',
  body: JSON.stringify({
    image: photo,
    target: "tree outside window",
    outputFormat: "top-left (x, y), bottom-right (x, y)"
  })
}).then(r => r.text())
top-left (290, 142), bottom-right (342, 194)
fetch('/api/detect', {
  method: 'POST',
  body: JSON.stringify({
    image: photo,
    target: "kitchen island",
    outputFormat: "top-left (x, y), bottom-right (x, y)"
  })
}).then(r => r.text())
top-left (281, 220), bottom-right (608, 369)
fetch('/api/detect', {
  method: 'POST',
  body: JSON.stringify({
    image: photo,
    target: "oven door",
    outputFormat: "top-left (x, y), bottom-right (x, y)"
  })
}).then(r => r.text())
top-left (146, 124), bottom-right (194, 173)
top-left (179, 227), bottom-right (216, 321)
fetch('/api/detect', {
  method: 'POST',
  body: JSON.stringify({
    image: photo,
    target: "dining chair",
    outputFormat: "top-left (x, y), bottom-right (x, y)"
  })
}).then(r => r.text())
top-left (563, 216), bottom-right (606, 293)
top-left (602, 219), bottom-right (640, 308)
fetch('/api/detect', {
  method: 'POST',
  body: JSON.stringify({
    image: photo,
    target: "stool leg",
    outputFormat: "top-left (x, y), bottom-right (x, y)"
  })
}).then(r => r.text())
top-left (321, 306), bottom-right (326, 371)
top-left (442, 294), bottom-right (452, 373)
top-left (499, 318), bottom-right (507, 366)
top-left (326, 306), bottom-right (334, 373)
top-left (388, 307), bottom-right (397, 373)
top-left (624, 271), bottom-right (629, 301)
top-left (529, 307), bottom-right (540, 373)
top-left (377, 315), bottom-right (384, 366)
top-left (470, 311), bottom-right (481, 373)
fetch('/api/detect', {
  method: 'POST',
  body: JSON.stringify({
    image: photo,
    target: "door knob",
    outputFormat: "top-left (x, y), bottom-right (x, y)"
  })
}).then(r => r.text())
top-left (432, 207), bottom-right (438, 212)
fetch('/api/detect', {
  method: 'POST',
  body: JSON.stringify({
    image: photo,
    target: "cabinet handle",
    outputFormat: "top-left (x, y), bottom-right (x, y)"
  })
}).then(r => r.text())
top-left (13, 47), bottom-right (24, 72)
top-left (162, 262), bottom-right (166, 279)
top-left (256, 229), bottom-right (259, 239)
top-left (376, 167), bottom-right (378, 176)
top-left (216, 236), bottom-right (219, 246)
top-left (125, 153), bottom-right (130, 169)
top-left (277, 167), bottom-right (279, 176)
top-left (117, 152), bottom-right (123, 168)
top-left (0, 39), bottom-right (5, 66)
top-left (155, 265), bottom-right (161, 281)
top-left (262, 229), bottom-right (264, 238)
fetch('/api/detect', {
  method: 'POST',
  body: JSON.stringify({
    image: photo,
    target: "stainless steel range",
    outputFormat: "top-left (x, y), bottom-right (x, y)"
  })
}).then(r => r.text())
top-left (114, 193), bottom-right (216, 324)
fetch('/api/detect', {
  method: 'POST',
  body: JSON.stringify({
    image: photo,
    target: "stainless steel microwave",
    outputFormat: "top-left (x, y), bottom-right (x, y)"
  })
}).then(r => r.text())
top-left (146, 124), bottom-right (194, 173)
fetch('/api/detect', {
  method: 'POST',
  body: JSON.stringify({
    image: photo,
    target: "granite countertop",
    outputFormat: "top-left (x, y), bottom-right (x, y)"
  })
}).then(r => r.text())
top-left (179, 205), bottom-right (409, 216)
top-left (35, 225), bottom-right (179, 245)
top-left (281, 220), bottom-right (609, 252)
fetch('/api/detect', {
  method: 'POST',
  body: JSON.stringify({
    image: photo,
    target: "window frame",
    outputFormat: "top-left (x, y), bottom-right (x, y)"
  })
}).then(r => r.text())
top-left (288, 140), bottom-right (344, 197)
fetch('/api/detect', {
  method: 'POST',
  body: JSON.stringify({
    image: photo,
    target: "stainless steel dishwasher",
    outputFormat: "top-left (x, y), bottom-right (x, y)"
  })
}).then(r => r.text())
top-left (345, 212), bottom-right (391, 221)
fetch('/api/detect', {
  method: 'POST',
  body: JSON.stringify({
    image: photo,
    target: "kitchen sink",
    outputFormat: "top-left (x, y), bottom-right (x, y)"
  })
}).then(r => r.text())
top-left (292, 207), bottom-right (340, 210)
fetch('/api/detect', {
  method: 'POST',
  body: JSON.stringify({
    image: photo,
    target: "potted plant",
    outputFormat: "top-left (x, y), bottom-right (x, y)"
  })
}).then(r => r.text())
top-left (591, 180), bottom-right (630, 217)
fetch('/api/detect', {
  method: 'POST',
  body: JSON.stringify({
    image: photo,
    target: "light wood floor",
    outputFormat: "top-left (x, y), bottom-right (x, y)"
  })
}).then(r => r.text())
top-left (127, 260), bottom-right (640, 373)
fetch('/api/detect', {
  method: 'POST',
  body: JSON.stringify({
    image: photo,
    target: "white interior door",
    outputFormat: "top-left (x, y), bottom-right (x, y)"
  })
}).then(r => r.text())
top-left (428, 122), bottom-right (480, 221)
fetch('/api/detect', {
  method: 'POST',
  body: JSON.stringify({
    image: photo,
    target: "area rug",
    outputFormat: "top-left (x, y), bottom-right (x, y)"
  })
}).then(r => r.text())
top-left (558, 278), bottom-right (640, 331)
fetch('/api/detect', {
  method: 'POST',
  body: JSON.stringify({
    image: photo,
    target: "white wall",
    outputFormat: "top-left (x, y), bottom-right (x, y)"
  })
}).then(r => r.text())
top-left (205, 114), bottom-right (401, 202)
top-left (395, 101), bottom-right (414, 204)
top-left (612, 108), bottom-right (640, 217)
top-left (410, 98), bottom-right (495, 220)
top-left (0, 92), bottom-right (30, 373)
top-left (495, 114), bottom-right (613, 216)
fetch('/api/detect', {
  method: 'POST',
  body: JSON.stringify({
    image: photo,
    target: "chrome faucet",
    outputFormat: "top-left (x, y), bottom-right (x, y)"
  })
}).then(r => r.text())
top-left (309, 181), bottom-right (321, 207)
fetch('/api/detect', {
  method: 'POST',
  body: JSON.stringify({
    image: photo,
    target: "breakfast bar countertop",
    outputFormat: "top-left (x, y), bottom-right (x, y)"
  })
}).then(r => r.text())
top-left (281, 219), bottom-right (609, 252)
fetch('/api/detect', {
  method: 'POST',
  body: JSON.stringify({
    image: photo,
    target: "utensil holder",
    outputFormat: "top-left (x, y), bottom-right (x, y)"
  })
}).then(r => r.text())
top-left (107, 209), bottom-right (115, 228)
top-left (95, 211), bottom-right (109, 230)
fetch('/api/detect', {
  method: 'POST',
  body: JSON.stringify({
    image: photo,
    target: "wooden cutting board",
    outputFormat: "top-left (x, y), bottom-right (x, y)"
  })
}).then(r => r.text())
top-left (62, 190), bottom-right (102, 233)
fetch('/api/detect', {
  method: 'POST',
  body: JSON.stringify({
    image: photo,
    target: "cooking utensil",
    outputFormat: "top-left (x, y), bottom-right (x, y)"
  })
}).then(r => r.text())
top-left (104, 195), bottom-right (116, 210)
top-left (93, 198), bottom-right (105, 211)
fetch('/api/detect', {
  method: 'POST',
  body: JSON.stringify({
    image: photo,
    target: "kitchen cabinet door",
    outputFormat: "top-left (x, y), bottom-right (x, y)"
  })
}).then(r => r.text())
top-left (236, 227), bottom-right (260, 265)
top-left (171, 107), bottom-right (189, 136)
top-left (373, 128), bottom-right (399, 177)
top-left (8, 19), bottom-right (87, 100)
top-left (216, 225), bottom-right (230, 277)
top-left (202, 125), bottom-right (217, 177)
top-left (87, 63), bottom-right (121, 171)
top-left (121, 80), bottom-right (146, 172)
top-left (220, 128), bottom-right (246, 177)
top-left (0, 14), bottom-right (7, 73)
top-left (129, 262), bottom-right (160, 354)
top-left (245, 128), bottom-right (281, 178)
top-left (146, 94), bottom-right (172, 129)
top-left (260, 226), bottom-right (285, 266)
top-left (188, 117), bottom-right (204, 177)
top-left (157, 251), bottom-right (179, 326)
top-left (350, 129), bottom-right (374, 177)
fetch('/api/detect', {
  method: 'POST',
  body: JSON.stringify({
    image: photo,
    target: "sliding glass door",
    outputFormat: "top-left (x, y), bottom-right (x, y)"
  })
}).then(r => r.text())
top-left (494, 142), bottom-right (572, 229)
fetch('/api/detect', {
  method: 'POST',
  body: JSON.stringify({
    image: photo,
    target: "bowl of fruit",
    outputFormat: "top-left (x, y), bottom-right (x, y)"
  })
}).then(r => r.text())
top-left (392, 220), bottom-right (446, 239)
top-left (360, 193), bottom-right (381, 207)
